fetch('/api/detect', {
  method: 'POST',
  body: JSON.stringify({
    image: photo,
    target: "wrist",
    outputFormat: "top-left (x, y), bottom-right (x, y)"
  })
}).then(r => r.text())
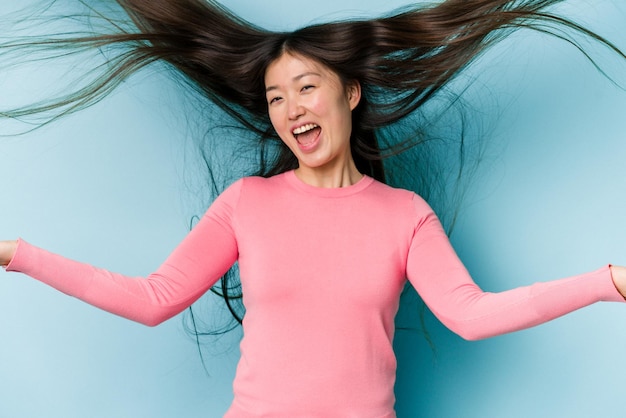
top-left (609, 265), bottom-right (626, 300)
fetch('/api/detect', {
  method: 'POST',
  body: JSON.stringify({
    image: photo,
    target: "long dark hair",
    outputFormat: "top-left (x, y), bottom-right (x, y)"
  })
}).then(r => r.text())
top-left (2, 0), bottom-right (624, 335)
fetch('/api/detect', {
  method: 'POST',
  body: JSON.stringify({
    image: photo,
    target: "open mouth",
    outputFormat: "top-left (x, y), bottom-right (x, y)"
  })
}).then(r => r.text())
top-left (293, 123), bottom-right (321, 147)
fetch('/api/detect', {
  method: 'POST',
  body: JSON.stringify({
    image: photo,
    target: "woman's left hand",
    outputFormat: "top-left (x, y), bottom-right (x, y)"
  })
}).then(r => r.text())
top-left (0, 240), bottom-right (17, 268)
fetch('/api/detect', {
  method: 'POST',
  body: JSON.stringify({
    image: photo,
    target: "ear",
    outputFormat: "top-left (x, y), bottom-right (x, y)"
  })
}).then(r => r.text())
top-left (346, 80), bottom-right (361, 111)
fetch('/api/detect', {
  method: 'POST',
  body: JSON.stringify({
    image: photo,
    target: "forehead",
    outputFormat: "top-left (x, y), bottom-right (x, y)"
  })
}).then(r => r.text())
top-left (264, 53), bottom-right (336, 87)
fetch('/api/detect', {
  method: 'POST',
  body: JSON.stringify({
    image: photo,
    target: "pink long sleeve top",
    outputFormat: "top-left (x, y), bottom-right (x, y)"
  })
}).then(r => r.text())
top-left (6, 170), bottom-right (624, 417)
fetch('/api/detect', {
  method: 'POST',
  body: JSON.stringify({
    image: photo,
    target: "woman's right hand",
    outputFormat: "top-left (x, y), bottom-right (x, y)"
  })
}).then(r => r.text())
top-left (0, 240), bottom-right (17, 268)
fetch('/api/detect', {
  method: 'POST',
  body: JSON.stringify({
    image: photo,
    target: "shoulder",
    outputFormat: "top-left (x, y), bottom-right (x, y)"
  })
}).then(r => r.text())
top-left (368, 179), bottom-right (414, 199)
top-left (214, 174), bottom-right (293, 213)
top-left (218, 174), bottom-right (283, 198)
top-left (239, 174), bottom-right (280, 189)
top-left (237, 174), bottom-right (289, 198)
top-left (345, 179), bottom-right (436, 236)
top-left (204, 175), bottom-right (279, 223)
top-left (367, 180), bottom-right (433, 216)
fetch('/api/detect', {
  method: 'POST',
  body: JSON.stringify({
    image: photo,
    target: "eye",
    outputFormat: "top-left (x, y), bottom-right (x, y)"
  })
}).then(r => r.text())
top-left (301, 85), bottom-right (315, 92)
top-left (268, 96), bottom-right (282, 105)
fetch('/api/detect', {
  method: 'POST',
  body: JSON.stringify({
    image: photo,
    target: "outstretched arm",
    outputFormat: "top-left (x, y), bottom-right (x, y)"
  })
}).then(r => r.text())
top-left (0, 180), bottom-right (243, 326)
top-left (407, 196), bottom-right (625, 341)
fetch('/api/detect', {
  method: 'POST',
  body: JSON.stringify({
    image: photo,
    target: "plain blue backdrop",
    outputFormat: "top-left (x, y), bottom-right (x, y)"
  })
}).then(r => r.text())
top-left (1, 1), bottom-right (626, 417)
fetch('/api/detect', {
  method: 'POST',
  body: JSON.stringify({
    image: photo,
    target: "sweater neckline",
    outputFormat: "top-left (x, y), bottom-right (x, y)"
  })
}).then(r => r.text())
top-left (283, 169), bottom-right (374, 198)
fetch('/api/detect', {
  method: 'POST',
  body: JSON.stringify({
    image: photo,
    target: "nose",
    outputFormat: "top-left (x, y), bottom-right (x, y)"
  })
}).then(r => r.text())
top-left (288, 98), bottom-right (305, 120)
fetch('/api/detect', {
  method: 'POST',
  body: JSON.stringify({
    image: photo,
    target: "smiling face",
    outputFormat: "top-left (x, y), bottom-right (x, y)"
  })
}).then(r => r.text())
top-left (265, 52), bottom-right (362, 186)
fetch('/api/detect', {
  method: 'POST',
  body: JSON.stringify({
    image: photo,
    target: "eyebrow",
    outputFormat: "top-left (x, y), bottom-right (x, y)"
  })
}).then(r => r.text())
top-left (265, 72), bottom-right (322, 93)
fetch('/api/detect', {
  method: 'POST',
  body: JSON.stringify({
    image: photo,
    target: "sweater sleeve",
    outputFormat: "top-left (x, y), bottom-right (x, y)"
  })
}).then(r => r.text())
top-left (406, 194), bottom-right (624, 341)
top-left (5, 180), bottom-right (243, 326)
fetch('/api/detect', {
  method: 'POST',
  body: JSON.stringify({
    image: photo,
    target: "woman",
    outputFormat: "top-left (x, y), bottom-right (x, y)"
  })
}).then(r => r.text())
top-left (1, 0), bottom-right (625, 416)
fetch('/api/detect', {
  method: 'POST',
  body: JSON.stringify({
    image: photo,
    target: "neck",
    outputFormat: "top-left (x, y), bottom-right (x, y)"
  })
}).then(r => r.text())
top-left (294, 161), bottom-right (363, 188)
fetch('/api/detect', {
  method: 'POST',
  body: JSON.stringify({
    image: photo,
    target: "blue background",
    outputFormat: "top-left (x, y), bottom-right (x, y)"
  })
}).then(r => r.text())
top-left (1, 1), bottom-right (625, 417)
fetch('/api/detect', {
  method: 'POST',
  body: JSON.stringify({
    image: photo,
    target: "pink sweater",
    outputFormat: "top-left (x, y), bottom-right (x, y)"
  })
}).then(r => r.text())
top-left (7, 170), bottom-right (624, 417)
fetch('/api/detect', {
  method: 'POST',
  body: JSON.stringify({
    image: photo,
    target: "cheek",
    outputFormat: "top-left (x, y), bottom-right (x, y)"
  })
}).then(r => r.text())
top-left (308, 96), bottom-right (328, 115)
top-left (324, 99), bottom-right (350, 130)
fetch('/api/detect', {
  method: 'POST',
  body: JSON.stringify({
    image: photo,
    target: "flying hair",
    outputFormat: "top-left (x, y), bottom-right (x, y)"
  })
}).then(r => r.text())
top-left (1, 0), bottom-right (624, 337)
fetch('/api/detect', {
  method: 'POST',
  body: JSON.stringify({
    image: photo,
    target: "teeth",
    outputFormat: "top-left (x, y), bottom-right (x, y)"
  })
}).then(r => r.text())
top-left (292, 124), bottom-right (319, 135)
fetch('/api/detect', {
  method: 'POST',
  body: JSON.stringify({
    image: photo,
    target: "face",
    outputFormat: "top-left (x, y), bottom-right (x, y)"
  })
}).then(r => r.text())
top-left (264, 52), bottom-right (361, 180)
